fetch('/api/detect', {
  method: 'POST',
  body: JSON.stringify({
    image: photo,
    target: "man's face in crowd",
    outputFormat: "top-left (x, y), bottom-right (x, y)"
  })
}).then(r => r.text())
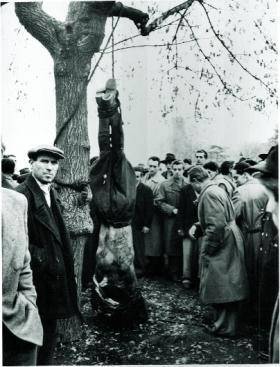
top-left (184, 162), bottom-right (191, 171)
top-left (232, 170), bottom-right (247, 187)
top-left (173, 163), bottom-right (184, 179)
top-left (159, 162), bottom-right (167, 173)
top-left (135, 171), bottom-right (142, 185)
top-left (31, 154), bottom-right (59, 184)
top-left (166, 162), bottom-right (173, 172)
top-left (148, 159), bottom-right (159, 177)
top-left (195, 153), bottom-right (206, 166)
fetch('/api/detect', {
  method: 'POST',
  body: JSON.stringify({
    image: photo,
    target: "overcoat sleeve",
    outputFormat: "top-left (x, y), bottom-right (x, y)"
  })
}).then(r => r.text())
top-left (201, 190), bottom-right (227, 254)
top-left (232, 189), bottom-right (243, 225)
top-left (18, 198), bottom-right (37, 307)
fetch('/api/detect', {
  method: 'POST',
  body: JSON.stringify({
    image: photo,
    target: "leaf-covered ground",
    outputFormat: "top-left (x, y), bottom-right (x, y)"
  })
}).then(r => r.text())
top-left (54, 278), bottom-right (263, 365)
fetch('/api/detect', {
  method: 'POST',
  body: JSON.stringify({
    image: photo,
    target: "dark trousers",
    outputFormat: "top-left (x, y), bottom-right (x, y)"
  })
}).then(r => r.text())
top-left (132, 226), bottom-right (146, 276)
top-left (37, 318), bottom-right (57, 366)
top-left (145, 256), bottom-right (164, 276)
top-left (2, 324), bottom-right (37, 366)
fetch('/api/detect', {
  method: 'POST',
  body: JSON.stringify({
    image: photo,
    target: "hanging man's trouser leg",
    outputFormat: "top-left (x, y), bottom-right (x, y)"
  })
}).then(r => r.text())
top-left (110, 111), bottom-right (124, 153)
top-left (98, 116), bottom-right (111, 155)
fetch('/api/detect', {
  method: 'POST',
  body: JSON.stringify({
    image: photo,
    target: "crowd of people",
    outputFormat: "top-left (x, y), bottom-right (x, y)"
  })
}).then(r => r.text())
top-left (1, 82), bottom-right (279, 366)
top-left (127, 147), bottom-right (278, 359)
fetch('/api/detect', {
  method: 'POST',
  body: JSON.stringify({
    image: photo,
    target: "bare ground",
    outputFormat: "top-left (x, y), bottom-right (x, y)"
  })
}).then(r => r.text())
top-left (54, 278), bottom-right (263, 365)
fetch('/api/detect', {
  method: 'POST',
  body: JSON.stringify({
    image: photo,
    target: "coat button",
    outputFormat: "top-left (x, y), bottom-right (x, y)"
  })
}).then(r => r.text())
top-left (56, 257), bottom-right (60, 263)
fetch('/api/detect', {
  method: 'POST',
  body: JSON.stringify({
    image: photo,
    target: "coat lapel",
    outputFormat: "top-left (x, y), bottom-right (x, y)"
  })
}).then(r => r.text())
top-left (26, 175), bottom-right (62, 244)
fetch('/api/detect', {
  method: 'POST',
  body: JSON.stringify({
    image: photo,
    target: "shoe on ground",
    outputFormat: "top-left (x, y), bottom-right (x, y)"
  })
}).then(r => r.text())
top-left (203, 324), bottom-right (237, 339)
top-left (182, 279), bottom-right (192, 289)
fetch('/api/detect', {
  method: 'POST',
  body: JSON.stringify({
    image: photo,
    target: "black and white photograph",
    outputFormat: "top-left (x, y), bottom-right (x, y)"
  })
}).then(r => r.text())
top-left (1, 0), bottom-right (279, 365)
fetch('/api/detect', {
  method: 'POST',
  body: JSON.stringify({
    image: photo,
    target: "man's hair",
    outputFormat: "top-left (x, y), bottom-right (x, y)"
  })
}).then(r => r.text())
top-left (220, 161), bottom-right (235, 175)
top-left (183, 158), bottom-right (192, 165)
top-left (134, 166), bottom-right (145, 175)
top-left (172, 159), bottom-right (183, 168)
top-left (148, 156), bottom-right (160, 164)
top-left (195, 149), bottom-right (208, 159)
top-left (234, 161), bottom-right (251, 175)
top-left (203, 161), bottom-right (219, 172)
top-left (1, 158), bottom-right (15, 174)
top-left (188, 166), bottom-right (209, 182)
top-left (244, 159), bottom-right (257, 166)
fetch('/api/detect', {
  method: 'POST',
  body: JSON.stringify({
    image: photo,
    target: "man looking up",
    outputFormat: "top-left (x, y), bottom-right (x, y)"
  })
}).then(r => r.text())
top-left (16, 145), bottom-right (80, 365)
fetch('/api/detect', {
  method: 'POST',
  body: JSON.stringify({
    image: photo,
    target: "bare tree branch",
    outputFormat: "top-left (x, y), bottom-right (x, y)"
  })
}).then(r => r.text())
top-left (15, 2), bottom-right (61, 56)
top-left (184, 17), bottom-right (248, 101)
top-left (103, 17), bottom-right (183, 53)
top-left (194, 91), bottom-right (201, 122)
top-left (143, 0), bottom-right (197, 35)
top-left (254, 20), bottom-right (278, 55)
top-left (172, 9), bottom-right (188, 43)
top-left (198, 0), bottom-right (276, 97)
top-left (102, 38), bottom-right (205, 54)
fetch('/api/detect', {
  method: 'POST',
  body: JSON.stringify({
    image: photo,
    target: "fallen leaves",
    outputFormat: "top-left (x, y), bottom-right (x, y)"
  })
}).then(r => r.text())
top-left (54, 278), bottom-right (260, 365)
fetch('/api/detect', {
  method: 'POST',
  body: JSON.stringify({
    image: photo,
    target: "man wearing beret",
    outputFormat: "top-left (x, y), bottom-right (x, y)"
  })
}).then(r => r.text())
top-left (16, 145), bottom-right (80, 365)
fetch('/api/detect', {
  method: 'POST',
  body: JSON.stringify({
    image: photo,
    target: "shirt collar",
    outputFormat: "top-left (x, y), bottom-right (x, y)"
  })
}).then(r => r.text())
top-left (32, 174), bottom-right (51, 195)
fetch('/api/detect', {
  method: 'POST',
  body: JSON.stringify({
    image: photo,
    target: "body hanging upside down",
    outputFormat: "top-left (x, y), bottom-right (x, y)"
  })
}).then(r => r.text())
top-left (89, 79), bottom-right (148, 327)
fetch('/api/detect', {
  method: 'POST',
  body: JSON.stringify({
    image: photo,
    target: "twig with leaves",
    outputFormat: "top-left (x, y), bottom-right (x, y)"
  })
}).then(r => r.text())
top-left (184, 16), bottom-right (247, 101)
top-left (198, 0), bottom-right (276, 97)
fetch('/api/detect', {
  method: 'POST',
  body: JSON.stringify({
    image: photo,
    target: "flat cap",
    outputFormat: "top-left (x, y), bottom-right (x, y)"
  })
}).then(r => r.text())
top-left (28, 145), bottom-right (65, 160)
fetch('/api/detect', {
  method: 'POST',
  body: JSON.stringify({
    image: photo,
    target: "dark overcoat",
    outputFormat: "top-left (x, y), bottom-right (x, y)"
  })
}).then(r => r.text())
top-left (175, 183), bottom-right (198, 237)
top-left (132, 182), bottom-right (153, 230)
top-left (198, 182), bottom-right (249, 305)
top-left (16, 175), bottom-right (80, 320)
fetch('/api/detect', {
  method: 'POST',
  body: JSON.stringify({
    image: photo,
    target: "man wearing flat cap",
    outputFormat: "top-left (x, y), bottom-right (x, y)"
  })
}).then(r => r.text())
top-left (16, 145), bottom-right (80, 365)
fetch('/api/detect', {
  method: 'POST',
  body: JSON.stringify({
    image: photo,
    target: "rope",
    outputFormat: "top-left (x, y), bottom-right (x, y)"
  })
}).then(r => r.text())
top-left (112, 17), bottom-right (115, 78)
top-left (53, 15), bottom-right (121, 191)
top-left (54, 15), bottom-right (121, 146)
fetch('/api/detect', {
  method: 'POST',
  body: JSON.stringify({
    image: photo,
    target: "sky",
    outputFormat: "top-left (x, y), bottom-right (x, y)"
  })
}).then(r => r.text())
top-left (1, 0), bottom-right (278, 171)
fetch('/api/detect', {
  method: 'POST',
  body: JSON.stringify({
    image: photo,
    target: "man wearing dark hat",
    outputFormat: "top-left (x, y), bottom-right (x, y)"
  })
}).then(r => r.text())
top-left (16, 145), bottom-right (80, 365)
top-left (231, 160), bottom-right (268, 323)
top-left (161, 153), bottom-right (176, 179)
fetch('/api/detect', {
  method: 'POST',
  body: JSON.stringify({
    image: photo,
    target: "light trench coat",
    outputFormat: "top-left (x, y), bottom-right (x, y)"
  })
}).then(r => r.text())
top-left (198, 182), bottom-right (249, 305)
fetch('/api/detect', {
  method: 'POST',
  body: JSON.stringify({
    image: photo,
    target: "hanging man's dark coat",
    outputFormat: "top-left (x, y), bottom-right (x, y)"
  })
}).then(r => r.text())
top-left (16, 174), bottom-right (80, 320)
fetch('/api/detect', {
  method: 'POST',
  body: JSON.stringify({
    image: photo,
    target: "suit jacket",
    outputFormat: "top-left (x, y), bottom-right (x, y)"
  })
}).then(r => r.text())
top-left (16, 174), bottom-right (80, 320)
top-left (132, 182), bottom-right (153, 230)
top-left (2, 188), bottom-right (43, 346)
